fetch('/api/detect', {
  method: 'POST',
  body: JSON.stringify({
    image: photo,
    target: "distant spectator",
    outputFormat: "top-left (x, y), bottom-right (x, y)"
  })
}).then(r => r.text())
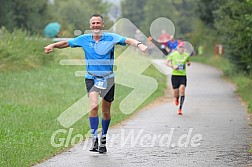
top-left (198, 45), bottom-right (204, 56)
top-left (166, 36), bottom-right (178, 54)
top-left (158, 29), bottom-right (170, 56)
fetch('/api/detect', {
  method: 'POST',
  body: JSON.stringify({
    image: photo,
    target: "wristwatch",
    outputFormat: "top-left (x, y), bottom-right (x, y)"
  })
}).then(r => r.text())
top-left (136, 42), bottom-right (142, 47)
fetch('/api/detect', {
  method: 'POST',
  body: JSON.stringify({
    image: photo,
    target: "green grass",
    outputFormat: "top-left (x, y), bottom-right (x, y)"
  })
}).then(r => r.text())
top-left (0, 46), bottom-right (167, 167)
top-left (0, 28), bottom-right (53, 72)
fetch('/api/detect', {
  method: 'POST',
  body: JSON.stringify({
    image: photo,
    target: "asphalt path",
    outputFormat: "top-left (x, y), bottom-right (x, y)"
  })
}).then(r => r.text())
top-left (36, 61), bottom-right (251, 167)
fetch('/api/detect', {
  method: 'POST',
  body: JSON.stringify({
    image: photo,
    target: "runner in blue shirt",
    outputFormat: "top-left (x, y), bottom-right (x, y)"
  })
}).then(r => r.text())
top-left (165, 36), bottom-right (178, 54)
top-left (44, 14), bottom-right (147, 153)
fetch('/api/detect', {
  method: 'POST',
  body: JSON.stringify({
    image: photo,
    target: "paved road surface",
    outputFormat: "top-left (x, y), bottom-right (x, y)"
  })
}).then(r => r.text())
top-left (36, 61), bottom-right (251, 167)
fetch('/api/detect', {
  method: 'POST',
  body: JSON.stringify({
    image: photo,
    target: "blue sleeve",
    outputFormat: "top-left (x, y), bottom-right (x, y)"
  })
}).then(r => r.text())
top-left (167, 41), bottom-right (171, 48)
top-left (117, 36), bottom-right (127, 46)
top-left (111, 33), bottom-right (126, 46)
top-left (68, 35), bottom-right (85, 48)
top-left (174, 41), bottom-right (178, 49)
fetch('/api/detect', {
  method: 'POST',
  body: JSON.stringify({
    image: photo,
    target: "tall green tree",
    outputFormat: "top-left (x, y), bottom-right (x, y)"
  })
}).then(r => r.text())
top-left (141, 0), bottom-right (176, 36)
top-left (196, 0), bottom-right (252, 74)
top-left (214, 0), bottom-right (252, 73)
top-left (172, 0), bottom-right (197, 36)
top-left (50, 0), bottom-right (110, 36)
top-left (121, 0), bottom-right (200, 39)
top-left (0, 1), bottom-right (15, 30)
top-left (0, 0), bottom-right (50, 34)
top-left (195, 0), bottom-right (222, 28)
top-left (121, 0), bottom-right (147, 29)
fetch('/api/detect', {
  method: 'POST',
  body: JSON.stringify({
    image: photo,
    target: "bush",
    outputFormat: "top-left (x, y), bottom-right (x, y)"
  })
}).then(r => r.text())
top-left (0, 27), bottom-right (53, 72)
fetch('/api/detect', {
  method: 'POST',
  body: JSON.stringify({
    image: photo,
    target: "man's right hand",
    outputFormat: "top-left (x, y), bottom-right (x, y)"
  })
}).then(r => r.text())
top-left (44, 44), bottom-right (54, 54)
top-left (172, 65), bottom-right (178, 70)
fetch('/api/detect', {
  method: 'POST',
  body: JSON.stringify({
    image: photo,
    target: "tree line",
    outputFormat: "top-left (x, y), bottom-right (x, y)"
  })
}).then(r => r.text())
top-left (0, 0), bottom-right (111, 36)
top-left (0, 0), bottom-right (251, 74)
top-left (196, 0), bottom-right (252, 74)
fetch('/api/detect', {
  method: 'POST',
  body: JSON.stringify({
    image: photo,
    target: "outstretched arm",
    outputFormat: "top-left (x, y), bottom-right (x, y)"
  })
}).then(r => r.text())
top-left (125, 38), bottom-right (148, 54)
top-left (44, 41), bottom-right (70, 54)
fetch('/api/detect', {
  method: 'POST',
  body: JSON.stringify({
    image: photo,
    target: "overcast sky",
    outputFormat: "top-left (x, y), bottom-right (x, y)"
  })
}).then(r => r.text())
top-left (103, 0), bottom-right (121, 6)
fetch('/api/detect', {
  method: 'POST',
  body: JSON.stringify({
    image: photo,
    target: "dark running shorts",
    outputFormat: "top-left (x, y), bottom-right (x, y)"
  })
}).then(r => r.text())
top-left (171, 75), bottom-right (187, 89)
top-left (85, 77), bottom-right (115, 102)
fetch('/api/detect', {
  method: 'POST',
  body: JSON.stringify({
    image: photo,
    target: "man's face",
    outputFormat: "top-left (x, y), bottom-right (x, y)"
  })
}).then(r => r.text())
top-left (178, 46), bottom-right (185, 54)
top-left (90, 16), bottom-right (104, 35)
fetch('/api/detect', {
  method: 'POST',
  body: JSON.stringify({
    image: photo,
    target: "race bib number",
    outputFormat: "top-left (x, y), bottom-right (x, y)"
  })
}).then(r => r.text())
top-left (178, 64), bottom-right (185, 70)
top-left (94, 77), bottom-right (107, 89)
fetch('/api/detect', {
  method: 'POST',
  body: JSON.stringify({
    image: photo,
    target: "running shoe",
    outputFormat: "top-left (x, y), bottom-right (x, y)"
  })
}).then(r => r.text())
top-left (98, 136), bottom-right (107, 153)
top-left (178, 109), bottom-right (183, 115)
top-left (89, 138), bottom-right (98, 152)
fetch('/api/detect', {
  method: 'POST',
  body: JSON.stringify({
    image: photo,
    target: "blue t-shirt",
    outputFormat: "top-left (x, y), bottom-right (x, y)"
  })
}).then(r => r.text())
top-left (167, 40), bottom-right (178, 53)
top-left (68, 32), bottom-right (126, 78)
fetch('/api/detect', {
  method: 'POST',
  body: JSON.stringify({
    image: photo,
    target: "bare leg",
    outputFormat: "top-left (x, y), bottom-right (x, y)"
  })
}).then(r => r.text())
top-left (174, 88), bottom-right (179, 105)
top-left (89, 91), bottom-right (99, 117)
top-left (179, 85), bottom-right (185, 96)
top-left (102, 99), bottom-right (111, 120)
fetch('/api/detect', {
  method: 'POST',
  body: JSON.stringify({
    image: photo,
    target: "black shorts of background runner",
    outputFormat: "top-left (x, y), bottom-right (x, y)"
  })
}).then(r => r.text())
top-left (85, 77), bottom-right (115, 102)
top-left (171, 75), bottom-right (187, 89)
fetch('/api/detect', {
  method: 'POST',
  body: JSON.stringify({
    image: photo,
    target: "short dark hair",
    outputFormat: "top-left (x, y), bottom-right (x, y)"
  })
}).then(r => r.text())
top-left (90, 14), bottom-right (103, 21)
